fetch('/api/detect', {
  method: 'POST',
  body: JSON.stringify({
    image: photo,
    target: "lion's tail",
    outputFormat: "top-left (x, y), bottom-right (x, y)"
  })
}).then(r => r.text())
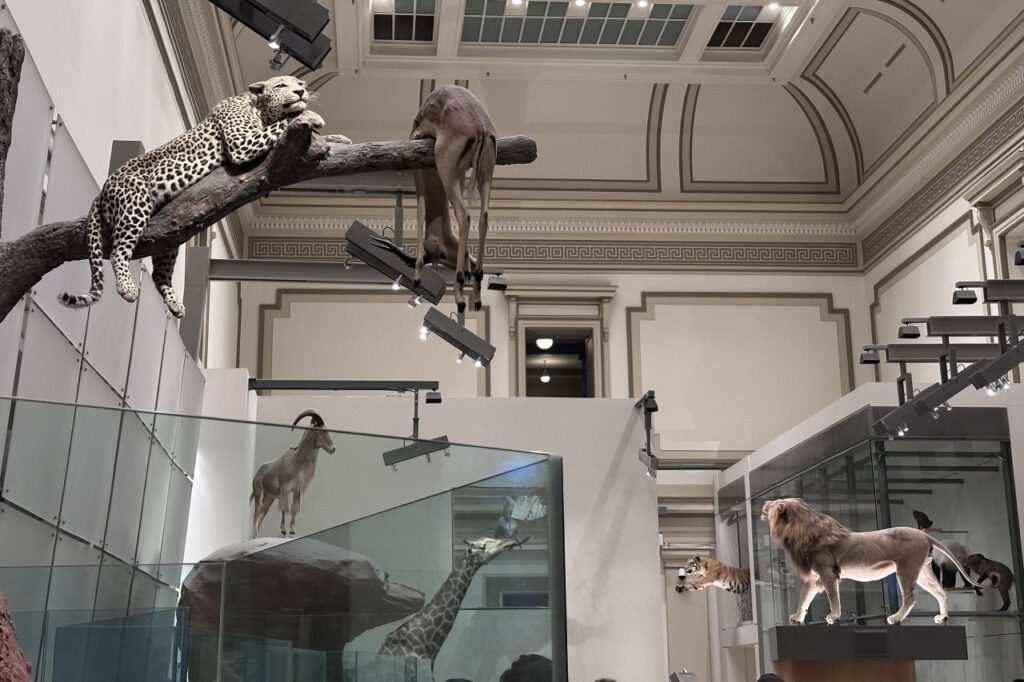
top-left (929, 537), bottom-right (988, 589)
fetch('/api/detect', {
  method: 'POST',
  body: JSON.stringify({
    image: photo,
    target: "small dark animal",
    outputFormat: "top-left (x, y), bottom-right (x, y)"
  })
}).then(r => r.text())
top-left (912, 509), bottom-right (933, 530)
top-left (965, 553), bottom-right (1015, 611)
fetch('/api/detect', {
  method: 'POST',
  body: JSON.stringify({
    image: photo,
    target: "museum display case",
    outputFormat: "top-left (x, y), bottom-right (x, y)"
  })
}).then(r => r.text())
top-left (0, 396), bottom-right (566, 682)
top-left (735, 405), bottom-right (1024, 681)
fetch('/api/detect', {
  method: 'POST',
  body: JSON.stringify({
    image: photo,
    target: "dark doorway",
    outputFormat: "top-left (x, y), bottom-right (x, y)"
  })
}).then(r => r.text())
top-left (524, 327), bottom-right (595, 397)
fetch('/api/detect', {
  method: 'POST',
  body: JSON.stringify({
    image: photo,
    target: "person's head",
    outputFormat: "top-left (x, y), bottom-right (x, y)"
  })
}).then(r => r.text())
top-left (757, 675), bottom-right (784, 682)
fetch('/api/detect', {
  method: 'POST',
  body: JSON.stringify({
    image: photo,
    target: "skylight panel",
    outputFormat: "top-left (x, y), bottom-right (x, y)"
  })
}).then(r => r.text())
top-left (706, 4), bottom-right (777, 49)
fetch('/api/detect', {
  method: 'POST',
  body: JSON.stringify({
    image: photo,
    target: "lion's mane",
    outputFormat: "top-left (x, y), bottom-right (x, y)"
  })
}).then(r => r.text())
top-left (764, 497), bottom-right (852, 576)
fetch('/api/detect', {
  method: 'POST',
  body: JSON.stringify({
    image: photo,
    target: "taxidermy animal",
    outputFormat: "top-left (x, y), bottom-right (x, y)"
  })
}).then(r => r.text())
top-left (250, 410), bottom-right (336, 537)
top-left (965, 553), bottom-right (1015, 611)
top-left (931, 540), bottom-right (971, 589)
top-left (761, 498), bottom-right (988, 625)
top-left (675, 556), bottom-right (750, 595)
top-left (493, 496), bottom-right (520, 540)
top-left (912, 509), bottom-right (934, 530)
top-left (410, 85), bottom-right (496, 319)
top-left (379, 536), bottom-right (526, 666)
top-left (59, 76), bottom-right (346, 317)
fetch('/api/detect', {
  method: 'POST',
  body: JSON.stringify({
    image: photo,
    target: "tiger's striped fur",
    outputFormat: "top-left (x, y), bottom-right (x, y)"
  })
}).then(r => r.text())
top-left (675, 555), bottom-right (750, 595)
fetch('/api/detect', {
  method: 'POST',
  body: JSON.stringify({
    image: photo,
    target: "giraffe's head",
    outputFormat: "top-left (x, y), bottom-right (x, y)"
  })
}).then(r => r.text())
top-left (461, 536), bottom-right (528, 567)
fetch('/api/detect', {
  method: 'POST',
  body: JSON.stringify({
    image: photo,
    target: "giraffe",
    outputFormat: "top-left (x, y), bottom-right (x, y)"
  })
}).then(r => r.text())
top-left (378, 536), bottom-right (526, 666)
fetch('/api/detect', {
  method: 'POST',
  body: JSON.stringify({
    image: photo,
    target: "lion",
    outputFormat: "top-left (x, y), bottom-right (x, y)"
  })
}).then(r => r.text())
top-left (761, 497), bottom-right (986, 625)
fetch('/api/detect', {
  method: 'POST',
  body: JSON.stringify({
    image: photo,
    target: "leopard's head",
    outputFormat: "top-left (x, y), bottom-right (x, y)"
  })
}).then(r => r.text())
top-left (247, 76), bottom-right (310, 121)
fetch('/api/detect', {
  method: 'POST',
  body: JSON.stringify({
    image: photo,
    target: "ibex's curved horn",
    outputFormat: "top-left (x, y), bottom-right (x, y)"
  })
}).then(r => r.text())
top-left (292, 409), bottom-right (325, 429)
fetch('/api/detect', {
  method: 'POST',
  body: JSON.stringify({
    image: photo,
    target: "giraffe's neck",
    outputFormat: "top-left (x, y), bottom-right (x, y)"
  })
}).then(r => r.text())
top-left (406, 556), bottom-right (480, 658)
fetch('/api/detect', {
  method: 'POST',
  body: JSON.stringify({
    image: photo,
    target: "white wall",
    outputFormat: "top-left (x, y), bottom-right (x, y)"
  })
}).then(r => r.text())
top-left (5, 0), bottom-right (186, 184)
top-left (248, 395), bottom-right (666, 682)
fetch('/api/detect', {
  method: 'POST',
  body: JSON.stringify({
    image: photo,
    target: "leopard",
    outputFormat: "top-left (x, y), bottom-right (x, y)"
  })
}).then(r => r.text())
top-left (58, 75), bottom-right (349, 317)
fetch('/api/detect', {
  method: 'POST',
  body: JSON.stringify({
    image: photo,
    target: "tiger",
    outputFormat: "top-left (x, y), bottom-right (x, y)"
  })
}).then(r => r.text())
top-left (675, 555), bottom-right (750, 595)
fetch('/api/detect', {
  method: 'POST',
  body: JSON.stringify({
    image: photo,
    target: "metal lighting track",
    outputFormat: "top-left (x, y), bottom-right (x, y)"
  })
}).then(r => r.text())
top-left (247, 379), bottom-right (438, 392)
top-left (903, 316), bottom-right (1024, 337)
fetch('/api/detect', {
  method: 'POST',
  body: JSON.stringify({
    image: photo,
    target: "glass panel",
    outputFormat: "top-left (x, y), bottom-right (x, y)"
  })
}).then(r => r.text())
top-left (599, 18), bottom-right (624, 43)
top-left (670, 4), bottom-right (692, 19)
top-left (723, 21), bottom-right (753, 47)
top-left (4, 396), bottom-right (75, 521)
top-left (59, 403), bottom-right (121, 546)
top-left (501, 16), bottom-right (524, 41)
top-left (588, 2), bottom-right (610, 18)
top-left (485, 0), bottom-right (506, 15)
top-left (560, 17), bottom-right (583, 42)
top-left (415, 0), bottom-right (435, 13)
top-left (659, 19), bottom-right (685, 45)
top-left (738, 4), bottom-right (761, 21)
top-left (619, 18), bottom-right (643, 44)
top-left (82, 261), bottom-right (140, 398)
top-left (373, 14), bottom-right (392, 40)
top-left (580, 18), bottom-right (603, 43)
top-left (104, 413), bottom-right (153, 562)
top-left (413, 14), bottom-right (434, 40)
top-left (136, 451), bottom-right (171, 568)
top-left (16, 305), bottom-right (81, 403)
top-left (722, 5), bottom-right (740, 20)
top-left (395, 0), bottom-right (414, 12)
top-left (481, 16), bottom-right (503, 41)
top-left (154, 319), bottom-right (185, 455)
top-left (466, 0), bottom-right (486, 15)
top-left (462, 15), bottom-right (482, 41)
top-left (649, 3), bottom-right (671, 19)
top-left (540, 17), bottom-right (563, 42)
top-left (526, 1), bottom-right (546, 16)
top-left (547, 1), bottom-right (568, 17)
top-left (49, 539), bottom-right (102, 611)
top-left (159, 468), bottom-right (192, 567)
top-left (521, 16), bottom-right (543, 41)
top-left (0, 305), bottom-right (22, 398)
top-left (638, 19), bottom-right (664, 45)
top-left (608, 3), bottom-right (629, 18)
top-left (394, 14), bottom-right (414, 40)
top-left (124, 273), bottom-right (168, 412)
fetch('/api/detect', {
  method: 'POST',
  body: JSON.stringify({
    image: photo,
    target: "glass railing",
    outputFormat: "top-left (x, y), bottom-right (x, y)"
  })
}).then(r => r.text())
top-left (0, 396), bottom-right (566, 681)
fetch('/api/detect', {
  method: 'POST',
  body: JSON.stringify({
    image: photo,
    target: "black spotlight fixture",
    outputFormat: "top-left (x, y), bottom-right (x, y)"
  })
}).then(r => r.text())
top-left (952, 288), bottom-right (978, 305)
top-left (422, 307), bottom-right (496, 368)
top-left (860, 348), bottom-right (881, 364)
top-left (345, 221), bottom-right (446, 304)
top-left (898, 323), bottom-right (921, 339)
top-left (425, 391), bottom-right (442, 404)
top-left (487, 274), bottom-right (508, 291)
top-left (1015, 244), bottom-right (1024, 267)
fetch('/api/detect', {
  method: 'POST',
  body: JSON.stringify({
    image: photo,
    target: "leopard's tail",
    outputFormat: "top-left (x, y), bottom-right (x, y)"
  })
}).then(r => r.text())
top-left (58, 197), bottom-right (104, 309)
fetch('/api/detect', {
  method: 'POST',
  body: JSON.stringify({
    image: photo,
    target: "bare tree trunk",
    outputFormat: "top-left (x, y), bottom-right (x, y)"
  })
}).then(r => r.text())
top-left (0, 119), bottom-right (537, 322)
top-left (0, 592), bottom-right (32, 682)
top-left (0, 28), bottom-right (26, 236)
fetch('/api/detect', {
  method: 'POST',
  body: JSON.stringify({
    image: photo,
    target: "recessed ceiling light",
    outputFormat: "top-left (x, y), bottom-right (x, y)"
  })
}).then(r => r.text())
top-left (541, 361), bottom-right (551, 383)
top-left (768, 2), bottom-right (780, 9)
top-left (511, 0), bottom-right (523, 4)
top-left (536, 338), bottom-right (554, 350)
top-left (574, 0), bottom-right (586, 5)
top-left (637, 0), bottom-right (649, 6)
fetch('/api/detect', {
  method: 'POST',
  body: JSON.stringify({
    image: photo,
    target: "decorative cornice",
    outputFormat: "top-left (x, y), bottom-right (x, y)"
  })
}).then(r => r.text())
top-left (856, 62), bottom-right (1024, 235)
top-left (249, 236), bottom-right (859, 271)
top-left (249, 214), bottom-right (857, 237)
top-left (862, 92), bottom-right (1024, 265)
top-left (180, 0), bottom-right (232, 102)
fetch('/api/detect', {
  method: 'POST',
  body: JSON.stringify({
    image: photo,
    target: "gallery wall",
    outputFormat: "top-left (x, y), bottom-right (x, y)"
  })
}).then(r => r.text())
top-left (0, 9), bottom-right (205, 677)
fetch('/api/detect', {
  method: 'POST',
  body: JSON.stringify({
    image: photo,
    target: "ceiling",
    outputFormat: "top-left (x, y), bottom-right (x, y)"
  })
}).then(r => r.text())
top-left (172, 0), bottom-right (1024, 268)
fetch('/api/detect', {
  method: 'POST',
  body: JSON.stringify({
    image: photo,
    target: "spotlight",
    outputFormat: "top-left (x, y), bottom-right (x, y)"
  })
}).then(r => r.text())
top-left (953, 288), bottom-right (978, 305)
top-left (575, 0), bottom-right (586, 5)
top-left (541, 361), bottom-right (551, 384)
top-left (425, 391), bottom-right (442, 404)
top-left (474, 359), bottom-right (483, 368)
top-left (896, 423), bottom-right (909, 437)
top-left (511, 0), bottom-right (523, 4)
top-left (987, 383), bottom-right (998, 397)
top-left (456, 352), bottom-right (465, 364)
top-left (392, 276), bottom-right (402, 291)
top-left (422, 307), bottom-right (496, 368)
top-left (345, 221), bottom-right (445, 304)
top-left (268, 25), bottom-right (284, 50)
top-left (768, 2), bottom-right (780, 9)
top-left (487, 274), bottom-right (508, 291)
top-left (408, 295), bottom-right (423, 309)
top-left (536, 338), bottom-right (554, 350)
top-left (269, 49), bottom-right (289, 71)
top-left (419, 325), bottom-right (429, 341)
top-left (637, 0), bottom-right (649, 6)
top-left (860, 349), bottom-right (881, 364)
top-left (898, 324), bottom-right (920, 339)
top-left (1015, 244), bottom-right (1024, 267)
top-left (999, 376), bottom-right (1012, 390)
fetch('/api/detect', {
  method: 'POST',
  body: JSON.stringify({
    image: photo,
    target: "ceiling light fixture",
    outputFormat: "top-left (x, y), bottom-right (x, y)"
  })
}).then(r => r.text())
top-left (269, 49), bottom-right (290, 71)
top-left (768, 2), bottom-right (780, 10)
top-left (511, 0), bottom-right (523, 4)
top-left (536, 338), bottom-right (554, 350)
top-left (897, 324), bottom-right (921, 339)
top-left (541, 361), bottom-right (551, 384)
top-left (952, 288), bottom-right (978, 305)
top-left (575, 0), bottom-right (586, 5)
top-left (637, 0), bottom-right (649, 7)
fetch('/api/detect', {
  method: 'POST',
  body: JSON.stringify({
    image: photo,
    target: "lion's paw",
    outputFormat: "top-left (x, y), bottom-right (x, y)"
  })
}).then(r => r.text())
top-left (886, 614), bottom-right (899, 625)
top-left (788, 613), bottom-right (804, 625)
top-left (825, 612), bottom-right (841, 625)
top-left (934, 614), bottom-right (948, 624)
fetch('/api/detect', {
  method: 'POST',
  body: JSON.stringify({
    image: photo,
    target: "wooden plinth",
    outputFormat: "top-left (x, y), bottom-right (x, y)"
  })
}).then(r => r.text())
top-left (774, 658), bottom-right (915, 682)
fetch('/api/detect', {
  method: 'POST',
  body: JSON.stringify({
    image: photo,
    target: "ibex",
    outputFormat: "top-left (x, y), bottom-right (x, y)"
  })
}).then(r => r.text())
top-left (250, 409), bottom-right (335, 537)
top-left (410, 85), bottom-right (497, 319)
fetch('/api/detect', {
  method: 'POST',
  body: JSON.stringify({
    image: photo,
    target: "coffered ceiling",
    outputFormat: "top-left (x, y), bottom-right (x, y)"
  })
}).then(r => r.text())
top-left (167, 0), bottom-right (1024, 270)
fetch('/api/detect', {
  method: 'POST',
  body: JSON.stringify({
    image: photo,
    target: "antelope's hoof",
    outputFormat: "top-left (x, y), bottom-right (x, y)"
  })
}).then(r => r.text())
top-left (474, 300), bottom-right (482, 312)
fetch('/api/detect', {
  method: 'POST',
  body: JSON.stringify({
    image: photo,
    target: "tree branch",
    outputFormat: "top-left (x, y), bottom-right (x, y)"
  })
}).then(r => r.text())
top-left (0, 115), bottom-right (537, 322)
top-left (0, 28), bottom-right (26, 236)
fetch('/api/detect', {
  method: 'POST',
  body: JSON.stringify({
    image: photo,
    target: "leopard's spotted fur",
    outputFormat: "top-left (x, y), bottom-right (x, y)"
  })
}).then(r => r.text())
top-left (59, 76), bottom-right (346, 317)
